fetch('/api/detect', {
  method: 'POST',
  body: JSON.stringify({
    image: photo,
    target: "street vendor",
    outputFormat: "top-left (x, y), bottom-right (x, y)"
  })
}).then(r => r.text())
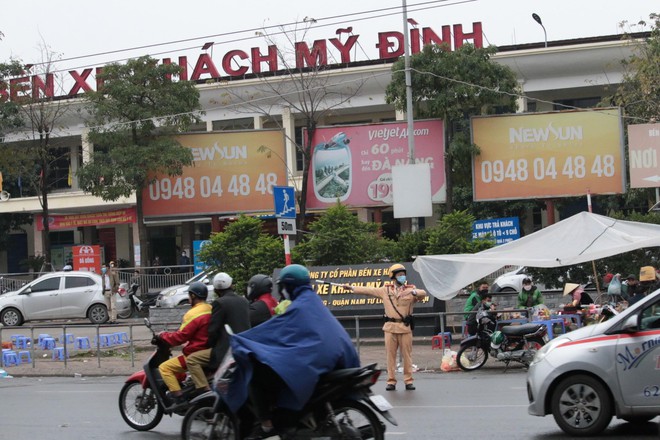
top-left (562, 283), bottom-right (584, 311)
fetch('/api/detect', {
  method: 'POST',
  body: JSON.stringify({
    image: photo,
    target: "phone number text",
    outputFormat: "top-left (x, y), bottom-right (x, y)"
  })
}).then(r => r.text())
top-left (480, 155), bottom-right (616, 183)
top-left (148, 173), bottom-right (278, 201)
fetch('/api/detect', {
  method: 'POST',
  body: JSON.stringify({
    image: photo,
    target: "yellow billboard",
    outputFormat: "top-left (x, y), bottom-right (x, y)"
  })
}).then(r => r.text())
top-left (142, 130), bottom-right (287, 218)
top-left (471, 109), bottom-right (625, 201)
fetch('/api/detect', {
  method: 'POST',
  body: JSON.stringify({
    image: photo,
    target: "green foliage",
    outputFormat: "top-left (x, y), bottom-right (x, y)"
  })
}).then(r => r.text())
top-left (610, 13), bottom-right (660, 123)
top-left (78, 56), bottom-right (202, 198)
top-left (426, 210), bottom-right (495, 255)
top-left (293, 203), bottom-right (390, 265)
top-left (197, 215), bottom-right (284, 293)
top-left (387, 229), bottom-right (431, 262)
top-left (19, 254), bottom-right (45, 272)
top-left (0, 60), bottom-right (23, 136)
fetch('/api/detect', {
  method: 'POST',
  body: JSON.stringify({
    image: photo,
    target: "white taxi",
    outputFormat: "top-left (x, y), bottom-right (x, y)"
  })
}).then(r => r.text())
top-left (527, 288), bottom-right (660, 436)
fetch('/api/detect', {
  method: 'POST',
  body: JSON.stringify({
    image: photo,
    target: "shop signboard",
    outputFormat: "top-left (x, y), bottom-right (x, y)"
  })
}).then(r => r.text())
top-left (72, 245), bottom-right (101, 273)
top-left (627, 123), bottom-right (660, 188)
top-left (472, 108), bottom-right (625, 201)
top-left (142, 130), bottom-right (287, 218)
top-left (472, 217), bottom-right (520, 245)
top-left (305, 120), bottom-right (445, 209)
top-left (36, 208), bottom-right (136, 231)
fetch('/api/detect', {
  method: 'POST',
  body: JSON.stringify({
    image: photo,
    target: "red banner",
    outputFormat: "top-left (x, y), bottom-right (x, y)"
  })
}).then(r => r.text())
top-left (36, 208), bottom-right (136, 231)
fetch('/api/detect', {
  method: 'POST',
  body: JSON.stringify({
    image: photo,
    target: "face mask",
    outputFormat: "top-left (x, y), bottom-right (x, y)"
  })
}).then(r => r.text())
top-left (523, 285), bottom-right (532, 291)
top-left (484, 302), bottom-right (492, 308)
top-left (101, 268), bottom-right (107, 274)
top-left (479, 289), bottom-right (488, 295)
top-left (396, 275), bottom-right (407, 284)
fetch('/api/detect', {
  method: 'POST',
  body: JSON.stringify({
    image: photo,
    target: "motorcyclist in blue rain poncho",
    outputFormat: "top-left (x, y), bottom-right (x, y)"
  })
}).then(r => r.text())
top-left (227, 264), bottom-right (360, 440)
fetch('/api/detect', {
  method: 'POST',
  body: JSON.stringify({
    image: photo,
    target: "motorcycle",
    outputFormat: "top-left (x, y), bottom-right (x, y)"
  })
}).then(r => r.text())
top-left (118, 318), bottom-right (212, 431)
top-left (181, 349), bottom-right (397, 440)
top-left (456, 309), bottom-right (547, 371)
top-left (117, 282), bottom-right (154, 319)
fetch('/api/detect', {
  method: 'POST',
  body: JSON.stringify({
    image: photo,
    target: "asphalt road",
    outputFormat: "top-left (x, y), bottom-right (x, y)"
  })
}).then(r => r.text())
top-left (1, 370), bottom-right (658, 439)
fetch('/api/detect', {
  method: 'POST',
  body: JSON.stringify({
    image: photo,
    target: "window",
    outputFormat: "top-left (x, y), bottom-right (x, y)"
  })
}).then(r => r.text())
top-left (640, 299), bottom-right (660, 330)
top-left (65, 276), bottom-right (95, 289)
top-left (30, 277), bottom-right (61, 292)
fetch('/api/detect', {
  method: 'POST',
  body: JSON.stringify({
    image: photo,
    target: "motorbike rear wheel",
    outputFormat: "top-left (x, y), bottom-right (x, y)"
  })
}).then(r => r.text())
top-left (332, 399), bottom-right (385, 440)
top-left (181, 403), bottom-right (238, 440)
top-left (119, 381), bottom-right (164, 431)
top-left (456, 343), bottom-right (488, 371)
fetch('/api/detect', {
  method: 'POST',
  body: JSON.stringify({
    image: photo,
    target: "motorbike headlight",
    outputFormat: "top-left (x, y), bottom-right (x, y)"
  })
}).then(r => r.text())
top-left (530, 336), bottom-right (568, 366)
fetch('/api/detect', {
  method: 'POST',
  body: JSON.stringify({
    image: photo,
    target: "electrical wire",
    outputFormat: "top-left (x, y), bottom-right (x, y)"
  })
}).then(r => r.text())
top-left (21, 0), bottom-right (475, 76)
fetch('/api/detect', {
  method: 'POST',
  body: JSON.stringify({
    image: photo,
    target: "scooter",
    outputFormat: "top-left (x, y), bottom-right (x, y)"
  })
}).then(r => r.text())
top-left (117, 282), bottom-right (154, 318)
top-left (456, 309), bottom-right (547, 372)
top-left (118, 319), bottom-right (210, 431)
top-left (181, 348), bottom-right (397, 440)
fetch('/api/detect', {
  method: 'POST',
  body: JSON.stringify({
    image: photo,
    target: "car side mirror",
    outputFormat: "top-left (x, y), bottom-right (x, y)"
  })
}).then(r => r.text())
top-left (203, 279), bottom-right (209, 284)
top-left (621, 315), bottom-right (638, 333)
top-left (22, 287), bottom-right (32, 295)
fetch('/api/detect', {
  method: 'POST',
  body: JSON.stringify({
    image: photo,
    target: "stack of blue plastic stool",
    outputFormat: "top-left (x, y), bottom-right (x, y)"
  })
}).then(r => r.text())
top-left (2, 349), bottom-right (19, 366)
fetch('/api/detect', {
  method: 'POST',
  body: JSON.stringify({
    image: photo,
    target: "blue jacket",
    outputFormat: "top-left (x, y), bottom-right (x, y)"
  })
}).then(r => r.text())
top-left (227, 284), bottom-right (360, 413)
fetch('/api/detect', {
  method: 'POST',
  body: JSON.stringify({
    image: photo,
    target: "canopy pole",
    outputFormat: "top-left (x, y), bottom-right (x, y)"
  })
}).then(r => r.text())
top-left (587, 190), bottom-right (601, 294)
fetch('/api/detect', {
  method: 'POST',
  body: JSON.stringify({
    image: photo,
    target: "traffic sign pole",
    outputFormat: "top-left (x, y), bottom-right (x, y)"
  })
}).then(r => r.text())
top-left (284, 234), bottom-right (291, 266)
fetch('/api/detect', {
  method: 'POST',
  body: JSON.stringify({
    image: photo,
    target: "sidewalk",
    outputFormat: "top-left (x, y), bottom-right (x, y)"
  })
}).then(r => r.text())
top-left (1, 336), bottom-right (511, 378)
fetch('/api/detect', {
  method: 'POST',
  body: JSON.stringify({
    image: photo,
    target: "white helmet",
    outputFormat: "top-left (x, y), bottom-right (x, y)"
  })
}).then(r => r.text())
top-left (213, 272), bottom-right (233, 290)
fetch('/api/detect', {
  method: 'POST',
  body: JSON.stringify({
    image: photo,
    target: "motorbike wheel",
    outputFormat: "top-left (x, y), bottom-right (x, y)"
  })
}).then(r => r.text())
top-left (117, 308), bottom-right (133, 320)
top-left (181, 403), bottom-right (238, 440)
top-left (119, 381), bottom-right (164, 431)
top-left (456, 344), bottom-right (488, 371)
top-left (551, 374), bottom-right (613, 437)
top-left (332, 399), bottom-right (385, 440)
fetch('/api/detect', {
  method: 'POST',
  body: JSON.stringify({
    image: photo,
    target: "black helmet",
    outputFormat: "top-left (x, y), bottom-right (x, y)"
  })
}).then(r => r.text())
top-left (188, 281), bottom-right (209, 299)
top-left (247, 274), bottom-right (273, 302)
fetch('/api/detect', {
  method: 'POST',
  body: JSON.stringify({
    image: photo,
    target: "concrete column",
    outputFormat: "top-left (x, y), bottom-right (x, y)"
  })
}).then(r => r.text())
top-left (132, 221), bottom-right (141, 267)
top-left (254, 116), bottom-right (265, 129)
top-left (281, 107), bottom-right (297, 182)
top-left (32, 215), bottom-right (43, 257)
top-left (395, 109), bottom-right (405, 121)
top-left (70, 143), bottom-right (80, 190)
top-left (81, 128), bottom-right (92, 164)
top-left (206, 121), bottom-right (213, 132)
top-left (356, 208), bottom-right (369, 222)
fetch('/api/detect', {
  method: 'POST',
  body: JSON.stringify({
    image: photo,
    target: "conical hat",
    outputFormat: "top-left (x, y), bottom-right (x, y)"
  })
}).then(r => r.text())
top-left (563, 283), bottom-right (580, 296)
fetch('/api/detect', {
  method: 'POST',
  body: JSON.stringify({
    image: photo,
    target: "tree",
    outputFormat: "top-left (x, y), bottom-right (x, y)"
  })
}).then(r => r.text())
top-left (426, 210), bottom-right (494, 255)
top-left (197, 215), bottom-right (285, 293)
top-left (0, 47), bottom-right (72, 268)
top-left (292, 203), bottom-right (392, 265)
top-left (78, 56), bottom-right (202, 267)
top-left (385, 43), bottom-right (520, 213)
top-left (611, 13), bottom-right (660, 124)
top-left (219, 23), bottom-right (365, 233)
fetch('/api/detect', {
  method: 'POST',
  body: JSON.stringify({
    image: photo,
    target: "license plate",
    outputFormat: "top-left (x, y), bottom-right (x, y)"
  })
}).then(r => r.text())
top-left (369, 394), bottom-right (393, 412)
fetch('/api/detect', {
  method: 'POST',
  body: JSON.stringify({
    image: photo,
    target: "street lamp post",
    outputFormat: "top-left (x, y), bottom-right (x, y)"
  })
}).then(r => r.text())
top-left (532, 13), bottom-right (547, 48)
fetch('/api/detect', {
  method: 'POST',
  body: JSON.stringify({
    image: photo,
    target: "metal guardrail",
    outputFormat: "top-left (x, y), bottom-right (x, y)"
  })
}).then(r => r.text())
top-left (0, 309), bottom-right (537, 370)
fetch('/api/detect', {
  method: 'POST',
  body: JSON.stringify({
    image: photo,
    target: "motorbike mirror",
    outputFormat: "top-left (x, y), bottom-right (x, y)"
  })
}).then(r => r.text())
top-left (224, 324), bottom-right (234, 335)
top-left (144, 318), bottom-right (151, 328)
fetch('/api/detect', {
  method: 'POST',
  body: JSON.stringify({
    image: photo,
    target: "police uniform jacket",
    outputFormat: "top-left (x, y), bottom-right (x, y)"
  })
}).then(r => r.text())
top-left (352, 282), bottom-right (427, 334)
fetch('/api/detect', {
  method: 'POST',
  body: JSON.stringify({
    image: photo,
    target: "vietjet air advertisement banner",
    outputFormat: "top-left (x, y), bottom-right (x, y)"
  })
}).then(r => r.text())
top-left (142, 130), bottom-right (287, 218)
top-left (305, 120), bottom-right (446, 209)
top-left (627, 123), bottom-right (660, 189)
top-left (471, 108), bottom-right (626, 201)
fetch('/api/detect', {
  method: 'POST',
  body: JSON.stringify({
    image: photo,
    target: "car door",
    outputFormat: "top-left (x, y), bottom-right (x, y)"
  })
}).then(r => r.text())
top-left (21, 276), bottom-right (63, 320)
top-left (60, 274), bottom-right (98, 318)
top-left (615, 295), bottom-right (660, 408)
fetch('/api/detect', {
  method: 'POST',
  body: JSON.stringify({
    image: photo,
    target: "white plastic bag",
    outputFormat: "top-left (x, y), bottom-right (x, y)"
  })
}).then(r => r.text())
top-left (440, 349), bottom-right (460, 372)
top-left (607, 274), bottom-right (621, 295)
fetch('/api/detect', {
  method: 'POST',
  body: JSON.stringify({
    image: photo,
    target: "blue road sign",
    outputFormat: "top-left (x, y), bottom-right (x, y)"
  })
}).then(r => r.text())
top-left (273, 186), bottom-right (296, 219)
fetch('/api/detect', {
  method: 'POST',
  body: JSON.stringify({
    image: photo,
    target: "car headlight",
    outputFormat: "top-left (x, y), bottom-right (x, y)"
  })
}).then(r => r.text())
top-left (161, 288), bottom-right (179, 298)
top-left (530, 336), bottom-right (569, 366)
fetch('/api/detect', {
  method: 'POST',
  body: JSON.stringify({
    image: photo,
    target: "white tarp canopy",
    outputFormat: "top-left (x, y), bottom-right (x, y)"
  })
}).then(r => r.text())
top-left (412, 211), bottom-right (660, 300)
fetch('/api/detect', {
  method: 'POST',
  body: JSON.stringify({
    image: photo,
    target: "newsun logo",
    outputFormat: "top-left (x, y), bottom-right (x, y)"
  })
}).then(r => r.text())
top-left (509, 123), bottom-right (583, 144)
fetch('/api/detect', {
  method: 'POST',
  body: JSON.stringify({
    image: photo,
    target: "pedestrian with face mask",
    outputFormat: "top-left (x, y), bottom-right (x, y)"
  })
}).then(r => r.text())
top-left (464, 280), bottom-right (489, 336)
top-left (516, 277), bottom-right (544, 308)
top-left (344, 263), bottom-right (427, 391)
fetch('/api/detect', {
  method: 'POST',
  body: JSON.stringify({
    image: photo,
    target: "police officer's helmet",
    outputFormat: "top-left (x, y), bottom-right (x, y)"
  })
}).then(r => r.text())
top-left (188, 281), bottom-right (209, 299)
top-left (247, 274), bottom-right (273, 302)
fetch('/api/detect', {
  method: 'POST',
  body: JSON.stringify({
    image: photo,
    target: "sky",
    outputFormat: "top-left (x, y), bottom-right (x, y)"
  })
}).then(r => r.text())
top-left (0, 0), bottom-right (656, 72)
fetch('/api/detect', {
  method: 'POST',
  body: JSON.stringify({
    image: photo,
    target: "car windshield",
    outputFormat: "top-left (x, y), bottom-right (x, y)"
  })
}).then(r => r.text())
top-left (185, 271), bottom-right (208, 285)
